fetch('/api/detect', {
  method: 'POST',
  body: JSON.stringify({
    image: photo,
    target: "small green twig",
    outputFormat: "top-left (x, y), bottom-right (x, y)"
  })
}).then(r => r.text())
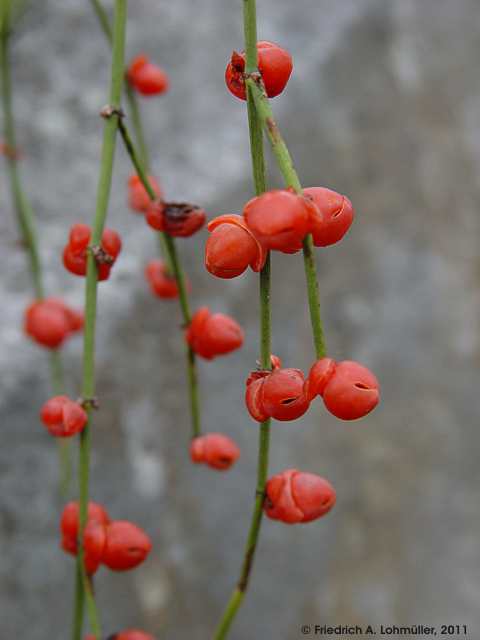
top-left (73, 1), bottom-right (128, 638)
top-left (212, 0), bottom-right (272, 637)
top-left (247, 77), bottom-right (327, 359)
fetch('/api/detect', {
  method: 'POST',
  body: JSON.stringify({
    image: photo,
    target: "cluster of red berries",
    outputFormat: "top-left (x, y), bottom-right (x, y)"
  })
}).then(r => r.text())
top-left (24, 297), bottom-right (83, 349)
top-left (61, 501), bottom-right (151, 575)
top-left (206, 187), bottom-right (354, 278)
top-left (63, 223), bottom-right (122, 281)
top-left (246, 356), bottom-right (379, 423)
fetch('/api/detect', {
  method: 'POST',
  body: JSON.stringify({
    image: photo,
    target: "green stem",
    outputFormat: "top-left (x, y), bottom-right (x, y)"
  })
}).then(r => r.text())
top-left (213, 1), bottom-right (271, 637)
top-left (73, 1), bottom-right (127, 638)
top-left (247, 78), bottom-right (327, 358)
top-left (1, 7), bottom-right (72, 496)
top-left (116, 116), bottom-right (203, 439)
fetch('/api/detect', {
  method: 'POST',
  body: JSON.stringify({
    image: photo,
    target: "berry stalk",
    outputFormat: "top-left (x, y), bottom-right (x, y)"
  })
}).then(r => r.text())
top-left (89, 0), bottom-right (201, 439)
top-left (212, 0), bottom-right (271, 637)
top-left (0, 0), bottom-right (72, 496)
top-left (116, 116), bottom-right (202, 439)
top-left (246, 78), bottom-right (327, 359)
top-left (73, 1), bottom-right (128, 638)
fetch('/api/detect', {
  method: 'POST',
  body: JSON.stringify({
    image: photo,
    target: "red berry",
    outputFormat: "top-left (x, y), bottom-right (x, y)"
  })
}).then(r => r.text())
top-left (115, 631), bottom-right (156, 640)
top-left (243, 189), bottom-right (318, 253)
top-left (161, 202), bottom-right (206, 238)
top-left (24, 298), bottom-right (83, 349)
top-left (83, 520), bottom-right (107, 575)
top-left (304, 357), bottom-right (337, 401)
top-left (185, 307), bottom-right (244, 360)
top-left (245, 376), bottom-right (270, 422)
top-left (254, 368), bottom-right (310, 422)
top-left (127, 54), bottom-right (169, 96)
top-left (322, 360), bottom-right (380, 420)
top-left (63, 224), bottom-right (122, 281)
top-left (303, 187), bottom-right (354, 247)
top-left (190, 433), bottom-right (240, 471)
top-left (40, 396), bottom-right (88, 438)
top-left (205, 214), bottom-right (266, 278)
top-left (145, 201), bottom-right (165, 231)
top-left (144, 260), bottom-right (182, 299)
top-left (128, 174), bottom-right (162, 213)
top-left (264, 469), bottom-right (336, 524)
top-left (102, 521), bottom-right (152, 571)
top-left (225, 41), bottom-right (293, 100)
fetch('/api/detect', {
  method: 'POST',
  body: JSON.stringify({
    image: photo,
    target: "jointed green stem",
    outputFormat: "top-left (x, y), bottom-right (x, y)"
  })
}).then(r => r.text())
top-left (73, 2), bottom-right (128, 638)
top-left (213, 1), bottom-right (271, 637)
top-left (1, 3), bottom-right (72, 497)
top-left (247, 78), bottom-right (327, 359)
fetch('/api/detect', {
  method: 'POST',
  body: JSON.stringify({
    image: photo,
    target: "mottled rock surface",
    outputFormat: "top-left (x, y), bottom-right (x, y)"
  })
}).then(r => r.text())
top-left (1, 1), bottom-right (479, 638)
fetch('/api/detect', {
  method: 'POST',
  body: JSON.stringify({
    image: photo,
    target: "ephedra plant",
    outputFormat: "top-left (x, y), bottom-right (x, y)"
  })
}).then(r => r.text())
top-left (1, 1), bottom-right (380, 638)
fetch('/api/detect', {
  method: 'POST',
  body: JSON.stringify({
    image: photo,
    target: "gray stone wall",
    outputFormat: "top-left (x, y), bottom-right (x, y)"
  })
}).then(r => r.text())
top-left (1, 1), bottom-right (479, 638)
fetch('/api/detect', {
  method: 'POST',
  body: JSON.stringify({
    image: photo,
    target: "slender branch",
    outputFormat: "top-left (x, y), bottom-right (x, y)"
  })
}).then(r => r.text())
top-left (213, 0), bottom-right (272, 637)
top-left (73, 2), bottom-right (128, 638)
top-left (116, 115), bottom-right (203, 439)
top-left (1, 4), bottom-right (73, 496)
top-left (247, 78), bottom-right (327, 359)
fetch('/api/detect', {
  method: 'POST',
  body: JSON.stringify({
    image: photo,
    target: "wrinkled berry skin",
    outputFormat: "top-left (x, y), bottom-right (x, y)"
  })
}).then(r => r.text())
top-left (146, 201), bottom-right (206, 237)
top-left (225, 41), bottom-right (293, 100)
top-left (40, 396), bottom-right (88, 437)
top-left (243, 189), bottom-right (319, 253)
top-left (24, 298), bottom-right (83, 349)
top-left (63, 224), bottom-right (122, 281)
top-left (322, 360), bottom-right (380, 420)
top-left (304, 187), bottom-right (354, 247)
top-left (186, 307), bottom-right (244, 360)
top-left (264, 469), bottom-right (336, 524)
top-left (190, 433), bottom-right (240, 471)
top-left (102, 521), bottom-right (152, 571)
top-left (127, 54), bottom-right (169, 96)
top-left (144, 260), bottom-right (181, 299)
top-left (205, 214), bottom-right (266, 278)
top-left (128, 174), bottom-right (162, 213)
top-left (246, 366), bottom-right (310, 422)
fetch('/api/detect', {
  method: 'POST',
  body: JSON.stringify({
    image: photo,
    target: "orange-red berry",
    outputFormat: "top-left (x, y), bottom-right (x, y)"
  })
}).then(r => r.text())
top-left (40, 396), bottom-right (87, 438)
top-left (205, 214), bottom-right (266, 278)
top-left (127, 54), bottom-right (169, 96)
top-left (60, 501), bottom-right (109, 573)
top-left (246, 366), bottom-right (310, 422)
top-left (185, 307), bottom-right (244, 360)
top-left (102, 521), bottom-right (152, 571)
top-left (303, 187), bottom-right (354, 247)
top-left (24, 298), bottom-right (83, 349)
top-left (304, 357), bottom-right (337, 401)
top-left (264, 469), bottom-right (336, 524)
top-left (146, 201), bottom-right (206, 237)
top-left (190, 433), bottom-right (240, 471)
top-left (243, 189), bottom-right (318, 253)
top-left (225, 41), bottom-right (293, 100)
top-left (321, 360), bottom-right (380, 420)
top-left (144, 260), bottom-right (182, 299)
top-left (128, 174), bottom-right (162, 213)
top-left (63, 224), bottom-right (122, 281)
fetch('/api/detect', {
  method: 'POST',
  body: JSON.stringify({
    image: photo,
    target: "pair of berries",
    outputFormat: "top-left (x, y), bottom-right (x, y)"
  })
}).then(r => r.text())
top-left (24, 298), bottom-right (83, 349)
top-left (264, 469), bottom-right (335, 524)
top-left (205, 188), bottom-right (354, 279)
top-left (40, 396), bottom-right (87, 437)
top-left (85, 632), bottom-right (154, 640)
top-left (61, 502), bottom-right (152, 575)
top-left (225, 41), bottom-right (293, 100)
top-left (185, 307), bottom-right (244, 360)
top-left (190, 433), bottom-right (240, 471)
top-left (127, 54), bottom-right (169, 96)
top-left (246, 356), bottom-right (379, 422)
top-left (63, 224), bottom-right (122, 281)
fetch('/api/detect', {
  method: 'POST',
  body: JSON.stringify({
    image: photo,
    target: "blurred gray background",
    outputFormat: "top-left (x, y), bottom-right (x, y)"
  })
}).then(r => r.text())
top-left (1, 0), bottom-right (479, 638)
